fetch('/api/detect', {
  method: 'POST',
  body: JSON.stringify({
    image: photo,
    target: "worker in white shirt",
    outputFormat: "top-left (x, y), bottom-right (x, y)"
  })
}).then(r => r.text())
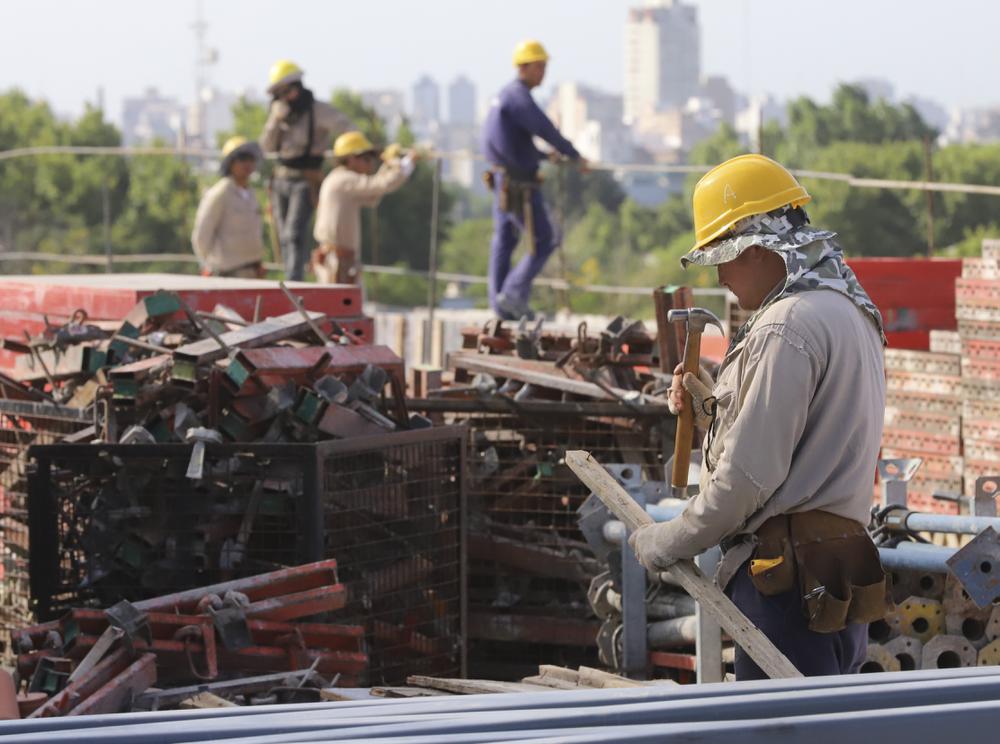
top-left (191, 137), bottom-right (266, 278)
top-left (312, 131), bottom-right (416, 285)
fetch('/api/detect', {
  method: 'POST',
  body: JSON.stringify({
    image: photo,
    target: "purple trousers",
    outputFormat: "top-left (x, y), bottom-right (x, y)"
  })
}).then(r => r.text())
top-left (488, 176), bottom-right (557, 312)
top-left (725, 559), bottom-right (868, 680)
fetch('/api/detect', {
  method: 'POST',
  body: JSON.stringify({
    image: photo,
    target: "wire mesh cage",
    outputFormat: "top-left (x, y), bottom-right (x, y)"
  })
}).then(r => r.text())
top-left (0, 404), bottom-right (91, 660)
top-left (26, 426), bottom-right (467, 685)
top-left (409, 400), bottom-right (670, 679)
top-left (27, 442), bottom-right (320, 621)
top-left (317, 428), bottom-right (466, 685)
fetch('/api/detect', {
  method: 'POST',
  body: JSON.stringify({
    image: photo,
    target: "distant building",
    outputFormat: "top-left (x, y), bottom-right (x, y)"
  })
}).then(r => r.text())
top-left (547, 82), bottom-right (632, 164)
top-left (700, 75), bottom-right (736, 127)
top-left (448, 76), bottom-right (477, 127)
top-left (905, 95), bottom-right (950, 134)
top-left (411, 75), bottom-right (441, 136)
top-left (121, 88), bottom-right (186, 146)
top-left (735, 95), bottom-right (788, 150)
top-left (194, 87), bottom-right (237, 148)
top-left (942, 107), bottom-right (1000, 144)
top-left (624, 0), bottom-right (700, 124)
top-left (360, 89), bottom-right (406, 139)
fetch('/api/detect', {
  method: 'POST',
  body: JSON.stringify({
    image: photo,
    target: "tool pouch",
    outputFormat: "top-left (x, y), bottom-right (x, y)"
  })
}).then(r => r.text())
top-left (748, 514), bottom-right (797, 596)
top-left (789, 511), bottom-right (890, 634)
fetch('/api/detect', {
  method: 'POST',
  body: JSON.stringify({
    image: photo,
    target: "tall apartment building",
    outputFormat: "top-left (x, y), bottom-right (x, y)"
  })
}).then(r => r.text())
top-left (624, 0), bottom-right (700, 123)
top-left (411, 75), bottom-right (441, 134)
top-left (448, 75), bottom-right (477, 127)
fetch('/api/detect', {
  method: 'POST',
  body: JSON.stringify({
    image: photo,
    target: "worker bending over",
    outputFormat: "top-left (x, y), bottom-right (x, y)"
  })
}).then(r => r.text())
top-left (631, 155), bottom-right (890, 679)
top-left (260, 60), bottom-right (353, 281)
top-left (312, 132), bottom-right (415, 285)
top-left (481, 40), bottom-right (586, 320)
top-left (190, 137), bottom-right (266, 278)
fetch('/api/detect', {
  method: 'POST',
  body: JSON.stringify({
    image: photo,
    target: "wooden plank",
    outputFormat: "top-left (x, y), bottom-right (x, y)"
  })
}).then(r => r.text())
top-left (449, 352), bottom-right (667, 406)
top-left (364, 687), bottom-right (450, 699)
top-left (405, 676), bottom-right (556, 695)
top-left (520, 674), bottom-right (578, 690)
top-left (565, 449), bottom-right (803, 680)
top-left (173, 310), bottom-right (325, 364)
top-left (178, 692), bottom-right (238, 709)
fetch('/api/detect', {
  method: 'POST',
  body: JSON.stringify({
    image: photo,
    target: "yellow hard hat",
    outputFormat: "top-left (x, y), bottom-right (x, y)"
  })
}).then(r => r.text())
top-left (513, 39), bottom-right (549, 67)
top-left (219, 136), bottom-right (261, 175)
top-left (334, 131), bottom-right (376, 159)
top-left (691, 154), bottom-right (811, 251)
top-left (267, 59), bottom-right (303, 93)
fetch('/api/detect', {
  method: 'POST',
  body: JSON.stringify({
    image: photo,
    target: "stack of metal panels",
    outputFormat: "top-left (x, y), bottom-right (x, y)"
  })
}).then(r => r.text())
top-left (1, 667), bottom-right (1000, 742)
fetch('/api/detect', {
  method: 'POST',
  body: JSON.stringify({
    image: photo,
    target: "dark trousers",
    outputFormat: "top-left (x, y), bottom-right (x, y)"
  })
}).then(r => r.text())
top-left (488, 176), bottom-right (557, 312)
top-left (273, 177), bottom-right (314, 281)
top-left (726, 559), bottom-right (868, 680)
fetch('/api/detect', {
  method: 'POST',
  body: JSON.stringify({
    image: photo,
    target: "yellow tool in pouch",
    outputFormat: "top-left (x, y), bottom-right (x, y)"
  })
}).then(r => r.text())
top-left (750, 556), bottom-right (784, 576)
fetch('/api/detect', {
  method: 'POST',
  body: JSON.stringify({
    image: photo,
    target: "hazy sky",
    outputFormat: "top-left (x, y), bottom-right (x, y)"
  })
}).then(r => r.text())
top-left (4, 0), bottom-right (999, 120)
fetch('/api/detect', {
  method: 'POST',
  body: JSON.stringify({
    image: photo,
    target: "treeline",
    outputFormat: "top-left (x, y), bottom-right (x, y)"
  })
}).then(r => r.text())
top-left (3, 85), bottom-right (1000, 316)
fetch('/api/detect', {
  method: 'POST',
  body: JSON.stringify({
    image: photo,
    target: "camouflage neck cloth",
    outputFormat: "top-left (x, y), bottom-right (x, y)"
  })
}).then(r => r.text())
top-left (681, 205), bottom-right (887, 350)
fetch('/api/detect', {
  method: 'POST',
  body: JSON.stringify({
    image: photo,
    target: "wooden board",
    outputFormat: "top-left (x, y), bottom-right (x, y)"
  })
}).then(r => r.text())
top-left (405, 675), bottom-right (556, 695)
top-left (565, 449), bottom-right (803, 679)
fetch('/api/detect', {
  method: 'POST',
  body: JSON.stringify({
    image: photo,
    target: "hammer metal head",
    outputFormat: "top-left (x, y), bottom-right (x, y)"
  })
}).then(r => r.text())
top-left (667, 307), bottom-right (724, 335)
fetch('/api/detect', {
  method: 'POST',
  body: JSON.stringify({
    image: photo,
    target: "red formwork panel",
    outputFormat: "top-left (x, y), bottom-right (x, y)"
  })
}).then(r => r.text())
top-left (0, 274), bottom-right (362, 321)
top-left (848, 258), bottom-right (963, 350)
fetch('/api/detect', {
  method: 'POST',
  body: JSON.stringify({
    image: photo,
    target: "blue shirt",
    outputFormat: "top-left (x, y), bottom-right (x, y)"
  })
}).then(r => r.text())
top-left (481, 79), bottom-right (580, 178)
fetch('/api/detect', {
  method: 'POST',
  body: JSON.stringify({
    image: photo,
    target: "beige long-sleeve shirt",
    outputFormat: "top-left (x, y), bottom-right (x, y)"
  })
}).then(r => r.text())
top-left (190, 177), bottom-right (265, 274)
top-left (655, 289), bottom-right (886, 589)
top-left (260, 99), bottom-right (352, 167)
top-left (313, 159), bottom-right (411, 251)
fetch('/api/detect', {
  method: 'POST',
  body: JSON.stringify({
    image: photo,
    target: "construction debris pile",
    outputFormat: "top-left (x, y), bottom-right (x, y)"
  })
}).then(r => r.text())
top-left (10, 561), bottom-right (365, 717)
top-left (0, 275), bottom-right (466, 698)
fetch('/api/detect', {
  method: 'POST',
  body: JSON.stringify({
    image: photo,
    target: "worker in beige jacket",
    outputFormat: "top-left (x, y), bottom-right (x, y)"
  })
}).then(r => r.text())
top-left (630, 154), bottom-right (890, 680)
top-left (191, 137), bottom-right (265, 278)
top-left (260, 60), bottom-right (353, 281)
top-left (312, 131), bottom-right (415, 285)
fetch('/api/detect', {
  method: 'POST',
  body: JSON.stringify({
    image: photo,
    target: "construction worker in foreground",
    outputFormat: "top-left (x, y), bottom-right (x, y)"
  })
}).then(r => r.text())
top-left (481, 40), bottom-right (587, 320)
top-left (312, 132), bottom-right (416, 285)
top-left (630, 154), bottom-right (890, 679)
top-left (260, 60), bottom-right (353, 281)
top-left (190, 137), bottom-right (266, 278)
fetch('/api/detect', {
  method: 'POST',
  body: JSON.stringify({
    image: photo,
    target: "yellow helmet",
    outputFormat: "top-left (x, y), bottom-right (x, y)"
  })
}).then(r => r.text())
top-left (267, 59), bottom-right (303, 93)
top-left (221, 136), bottom-right (249, 158)
top-left (513, 39), bottom-right (549, 67)
top-left (334, 131), bottom-right (376, 159)
top-left (219, 136), bottom-right (261, 175)
top-left (691, 154), bottom-right (811, 251)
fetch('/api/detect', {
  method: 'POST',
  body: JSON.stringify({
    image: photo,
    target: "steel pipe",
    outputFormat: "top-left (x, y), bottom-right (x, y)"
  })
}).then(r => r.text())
top-left (885, 510), bottom-right (1000, 536)
top-left (878, 543), bottom-right (956, 573)
top-left (10, 673), bottom-right (1000, 743)
top-left (647, 615), bottom-right (697, 649)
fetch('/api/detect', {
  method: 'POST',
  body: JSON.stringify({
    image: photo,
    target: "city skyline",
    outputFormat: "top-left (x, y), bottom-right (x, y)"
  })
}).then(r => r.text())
top-left (7, 0), bottom-right (1000, 124)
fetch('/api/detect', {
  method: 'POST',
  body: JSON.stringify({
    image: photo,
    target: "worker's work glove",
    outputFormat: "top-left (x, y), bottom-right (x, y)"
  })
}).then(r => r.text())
top-left (667, 363), bottom-right (716, 430)
top-left (270, 99), bottom-right (291, 121)
top-left (628, 523), bottom-right (679, 573)
top-left (381, 143), bottom-right (403, 162)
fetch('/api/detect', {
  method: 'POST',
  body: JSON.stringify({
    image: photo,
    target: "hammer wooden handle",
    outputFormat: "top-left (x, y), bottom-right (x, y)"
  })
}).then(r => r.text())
top-left (566, 450), bottom-right (803, 679)
top-left (671, 329), bottom-right (702, 489)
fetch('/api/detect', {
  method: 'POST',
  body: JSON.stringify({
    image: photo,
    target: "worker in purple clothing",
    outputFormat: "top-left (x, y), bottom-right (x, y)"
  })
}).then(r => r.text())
top-left (481, 39), bottom-right (588, 320)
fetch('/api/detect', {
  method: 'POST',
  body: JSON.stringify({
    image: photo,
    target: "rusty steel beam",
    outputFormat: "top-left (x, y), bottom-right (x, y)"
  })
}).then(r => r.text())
top-left (68, 653), bottom-right (157, 716)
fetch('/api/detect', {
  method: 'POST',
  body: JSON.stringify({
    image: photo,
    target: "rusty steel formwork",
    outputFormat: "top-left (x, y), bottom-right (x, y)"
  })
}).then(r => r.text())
top-left (25, 426), bottom-right (467, 686)
top-left (409, 398), bottom-right (672, 679)
top-left (0, 400), bottom-right (92, 659)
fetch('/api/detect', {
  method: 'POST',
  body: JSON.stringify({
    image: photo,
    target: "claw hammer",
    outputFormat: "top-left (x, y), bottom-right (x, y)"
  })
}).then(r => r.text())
top-left (667, 307), bottom-right (723, 498)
